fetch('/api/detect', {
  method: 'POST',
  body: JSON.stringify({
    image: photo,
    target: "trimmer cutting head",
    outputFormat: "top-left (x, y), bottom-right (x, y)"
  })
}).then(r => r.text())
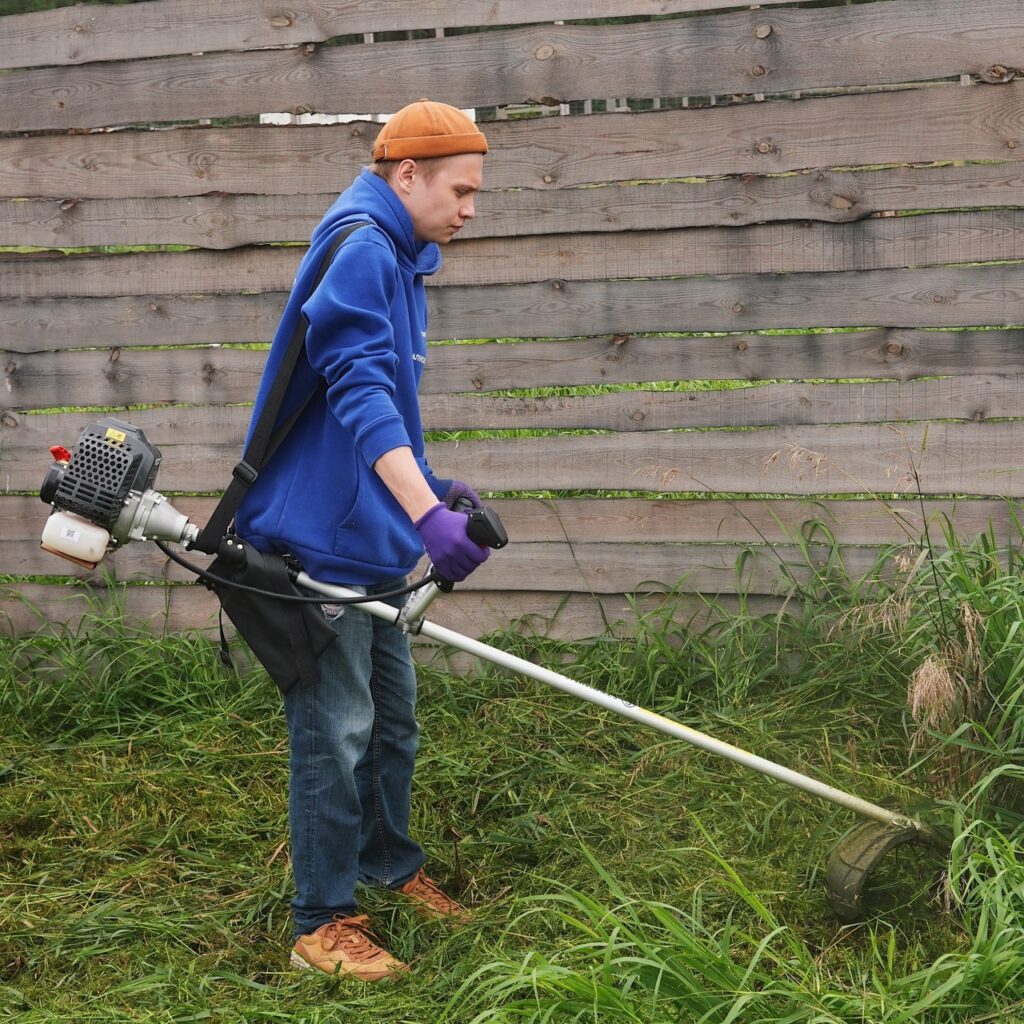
top-left (825, 817), bottom-right (952, 921)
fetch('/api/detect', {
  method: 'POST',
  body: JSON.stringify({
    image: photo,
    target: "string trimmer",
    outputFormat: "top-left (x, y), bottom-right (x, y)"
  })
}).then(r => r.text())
top-left (37, 417), bottom-right (951, 920)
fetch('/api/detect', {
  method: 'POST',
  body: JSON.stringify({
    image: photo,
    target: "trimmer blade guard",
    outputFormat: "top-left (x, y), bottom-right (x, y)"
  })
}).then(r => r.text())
top-left (825, 817), bottom-right (951, 921)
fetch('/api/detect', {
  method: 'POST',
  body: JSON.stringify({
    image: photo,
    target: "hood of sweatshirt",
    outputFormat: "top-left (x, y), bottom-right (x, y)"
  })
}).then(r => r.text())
top-left (310, 167), bottom-right (442, 278)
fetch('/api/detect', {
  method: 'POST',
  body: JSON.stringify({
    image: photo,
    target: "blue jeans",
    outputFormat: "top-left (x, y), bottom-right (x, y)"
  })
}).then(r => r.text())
top-left (282, 578), bottom-right (425, 937)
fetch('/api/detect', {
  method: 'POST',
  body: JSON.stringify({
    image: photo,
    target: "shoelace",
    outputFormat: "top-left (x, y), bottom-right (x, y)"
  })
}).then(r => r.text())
top-left (318, 914), bottom-right (381, 958)
top-left (403, 871), bottom-right (462, 913)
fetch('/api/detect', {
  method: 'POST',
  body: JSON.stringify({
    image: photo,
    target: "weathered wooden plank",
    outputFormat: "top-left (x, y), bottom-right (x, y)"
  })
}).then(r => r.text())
top-left (0, 248), bottom-right (298, 301)
top-left (427, 422), bottom-right (1024, 498)
top-left (0, 581), bottom-right (212, 635)
top-left (4, 416), bottom-right (1023, 495)
top-left (411, 591), bottom-right (793, 651)
top-left (5, 339), bottom-right (1022, 427)
top-left (6, 210), bottom-right (1024, 300)
top-left (0, 193), bottom-right (333, 250)
top-left (0, 347), bottom-right (263, 409)
top-left (420, 377), bottom-right (1024, 430)
top-left (435, 210), bottom-right (1024, 286)
top-left (0, 293), bottom-right (287, 354)
top-left (4, 504), bottom-right (912, 593)
top-left (3, 265), bottom-right (1022, 353)
top-left (429, 265), bottom-right (1024, 340)
top-left (10, 494), bottom-right (1015, 557)
top-left (476, 497), bottom-right (1019, 547)
top-left (5, 1), bottom-right (1021, 131)
top-left (0, 581), bottom-right (787, 644)
top-left (423, 329), bottom-right (1024, 390)
top-left (4, 316), bottom-right (1022, 394)
top-left (4, 83), bottom-right (1023, 200)
top-left (5, 163), bottom-right (1023, 249)
top-left (0, 0), bottom-right (797, 71)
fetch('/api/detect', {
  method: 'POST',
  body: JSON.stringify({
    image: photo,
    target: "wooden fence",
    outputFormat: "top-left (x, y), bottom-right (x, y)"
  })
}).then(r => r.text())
top-left (2, 0), bottom-right (1023, 643)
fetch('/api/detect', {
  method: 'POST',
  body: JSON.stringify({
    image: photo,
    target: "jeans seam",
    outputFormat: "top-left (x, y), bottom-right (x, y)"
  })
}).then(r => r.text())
top-left (303, 683), bottom-right (319, 913)
top-left (369, 644), bottom-right (392, 885)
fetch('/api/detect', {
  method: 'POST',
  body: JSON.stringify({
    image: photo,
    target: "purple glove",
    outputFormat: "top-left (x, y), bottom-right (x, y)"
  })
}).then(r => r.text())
top-left (414, 502), bottom-right (490, 582)
top-left (443, 479), bottom-right (482, 510)
top-left (430, 477), bottom-right (483, 511)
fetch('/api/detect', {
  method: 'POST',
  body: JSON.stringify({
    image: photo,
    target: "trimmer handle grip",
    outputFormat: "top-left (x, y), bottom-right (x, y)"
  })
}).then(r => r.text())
top-left (432, 499), bottom-right (508, 592)
top-left (464, 505), bottom-right (508, 549)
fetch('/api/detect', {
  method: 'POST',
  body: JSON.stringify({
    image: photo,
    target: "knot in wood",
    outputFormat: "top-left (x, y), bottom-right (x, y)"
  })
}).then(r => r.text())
top-left (629, 409), bottom-right (645, 423)
top-left (191, 152), bottom-right (216, 180)
top-left (542, 174), bottom-right (556, 184)
top-left (885, 341), bottom-right (903, 355)
top-left (269, 13), bottom-right (295, 28)
top-left (552, 280), bottom-right (563, 290)
top-left (756, 140), bottom-right (774, 155)
top-left (4, 359), bottom-right (16, 376)
top-left (828, 194), bottom-right (855, 211)
top-left (534, 44), bottom-right (556, 61)
top-left (108, 347), bottom-right (121, 363)
top-left (201, 362), bottom-right (220, 385)
top-left (972, 410), bottom-right (985, 422)
top-left (751, 65), bottom-right (767, 77)
top-left (472, 378), bottom-right (483, 390)
top-left (732, 302), bottom-right (745, 314)
top-left (736, 339), bottom-right (748, 351)
top-left (754, 24), bottom-right (773, 39)
top-left (303, 43), bottom-right (317, 57)
top-left (982, 64), bottom-right (1015, 84)
top-left (1, 411), bottom-right (17, 429)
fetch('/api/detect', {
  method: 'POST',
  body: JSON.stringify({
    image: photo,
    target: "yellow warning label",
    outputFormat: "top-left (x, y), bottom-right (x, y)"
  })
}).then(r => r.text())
top-left (105, 427), bottom-right (127, 443)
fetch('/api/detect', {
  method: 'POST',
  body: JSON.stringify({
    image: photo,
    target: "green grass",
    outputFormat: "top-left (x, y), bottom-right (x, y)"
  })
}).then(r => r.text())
top-left (1, 527), bottom-right (1022, 1022)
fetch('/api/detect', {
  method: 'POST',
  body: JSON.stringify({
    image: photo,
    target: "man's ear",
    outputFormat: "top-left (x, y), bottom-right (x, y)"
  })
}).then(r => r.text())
top-left (394, 158), bottom-right (418, 195)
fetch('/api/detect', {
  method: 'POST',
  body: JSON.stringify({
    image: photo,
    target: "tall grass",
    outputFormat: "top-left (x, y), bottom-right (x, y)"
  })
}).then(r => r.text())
top-left (449, 821), bottom-right (1023, 1024)
top-left (437, 520), bottom-right (1024, 1023)
top-left (1, 523), bottom-right (1022, 1022)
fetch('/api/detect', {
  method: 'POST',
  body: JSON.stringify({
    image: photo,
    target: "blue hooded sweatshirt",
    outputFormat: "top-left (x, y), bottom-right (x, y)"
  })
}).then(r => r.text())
top-left (234, 169), bottom-right (444, 584)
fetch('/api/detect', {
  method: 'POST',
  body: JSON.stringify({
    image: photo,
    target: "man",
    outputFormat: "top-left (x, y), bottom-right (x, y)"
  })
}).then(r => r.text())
top-left (234, 100), bottom-right (493, 980)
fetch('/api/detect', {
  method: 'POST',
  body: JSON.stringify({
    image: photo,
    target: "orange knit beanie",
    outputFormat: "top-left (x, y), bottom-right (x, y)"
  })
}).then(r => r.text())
top-left (373, 98), bottom-right (488, 161)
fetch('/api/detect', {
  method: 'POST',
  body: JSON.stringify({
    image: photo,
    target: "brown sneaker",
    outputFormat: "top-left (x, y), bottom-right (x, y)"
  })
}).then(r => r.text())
top-left (395, 868), bottom-right (469, 921)
top-left (290, 914), bottom-right (408, 981)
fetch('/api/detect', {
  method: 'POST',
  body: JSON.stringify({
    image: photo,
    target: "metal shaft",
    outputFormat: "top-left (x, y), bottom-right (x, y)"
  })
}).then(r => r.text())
top-left (297, 573), bottom-right (918, 831)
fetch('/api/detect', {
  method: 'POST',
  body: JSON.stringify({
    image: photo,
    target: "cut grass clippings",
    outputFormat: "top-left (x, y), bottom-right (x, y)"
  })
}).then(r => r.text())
top-left (1, 525), bottom-right (1022, 1022)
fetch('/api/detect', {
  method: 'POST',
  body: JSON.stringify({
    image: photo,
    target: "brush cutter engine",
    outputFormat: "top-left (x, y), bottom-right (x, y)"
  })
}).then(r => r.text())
top-left (39, 417), bottom-right (198, 569)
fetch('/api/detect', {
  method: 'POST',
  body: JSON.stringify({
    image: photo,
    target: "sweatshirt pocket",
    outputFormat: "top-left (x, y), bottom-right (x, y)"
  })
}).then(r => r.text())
top-left (332, 463), bottom-right (422, 569)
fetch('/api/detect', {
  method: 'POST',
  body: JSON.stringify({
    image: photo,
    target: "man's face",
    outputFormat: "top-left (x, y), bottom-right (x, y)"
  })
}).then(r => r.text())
top-left (396, 153), bottom-right (484, 245)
